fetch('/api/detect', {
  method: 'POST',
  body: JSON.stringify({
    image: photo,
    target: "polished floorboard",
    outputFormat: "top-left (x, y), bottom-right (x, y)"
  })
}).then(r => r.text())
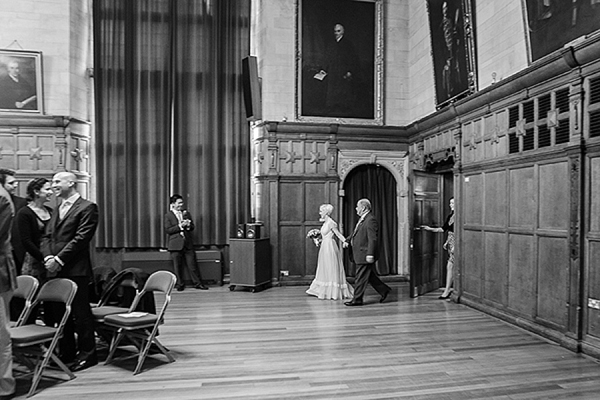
top-left (12, 282), bottom-right (600, 399)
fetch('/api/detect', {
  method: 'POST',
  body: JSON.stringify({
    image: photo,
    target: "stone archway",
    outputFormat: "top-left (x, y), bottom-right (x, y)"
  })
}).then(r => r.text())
top-left (337, 149), bottom-right (410, 276)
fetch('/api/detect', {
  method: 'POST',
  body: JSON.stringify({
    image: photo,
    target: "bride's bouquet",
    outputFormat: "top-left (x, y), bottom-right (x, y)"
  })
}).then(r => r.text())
top-left (306, 228), bottom-right (322, 247)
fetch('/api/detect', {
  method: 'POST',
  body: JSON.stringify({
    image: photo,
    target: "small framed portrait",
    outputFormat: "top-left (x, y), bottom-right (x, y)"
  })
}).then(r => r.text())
top-left (296, 0), bottom-right (383, 125)
top-left (0, 49), bottom-right (44, 114)
top-left (427, 0), bottom-right (476, 108)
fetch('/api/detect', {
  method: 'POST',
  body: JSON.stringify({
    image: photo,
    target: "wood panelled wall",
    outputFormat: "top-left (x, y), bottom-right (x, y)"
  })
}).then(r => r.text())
top-left (252, 122), bottom-right (409, 283)
top-left (0, 115), bottom-right (92, 198)
top-left (409, 35), bottom-right (600, 359)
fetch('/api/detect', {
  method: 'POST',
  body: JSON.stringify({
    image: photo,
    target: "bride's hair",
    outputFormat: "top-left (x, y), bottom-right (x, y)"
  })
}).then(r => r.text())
top-left (320, 204), bottom-right (334, 216)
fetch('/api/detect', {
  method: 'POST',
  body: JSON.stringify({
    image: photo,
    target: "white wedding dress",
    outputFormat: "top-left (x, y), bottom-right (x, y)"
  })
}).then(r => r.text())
top-left (306, 218), bottom-right (354, 300)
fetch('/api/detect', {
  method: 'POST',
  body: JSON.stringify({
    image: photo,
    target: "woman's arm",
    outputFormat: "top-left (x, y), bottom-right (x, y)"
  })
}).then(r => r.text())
top-left (331, 224), bottom-right (346, 242)
top-left (421, 225), bottom-right (444, 233)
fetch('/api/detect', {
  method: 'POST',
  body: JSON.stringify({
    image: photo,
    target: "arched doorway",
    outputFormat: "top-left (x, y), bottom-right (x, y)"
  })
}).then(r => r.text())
top-left (342, 164), bottom-right (398, 276)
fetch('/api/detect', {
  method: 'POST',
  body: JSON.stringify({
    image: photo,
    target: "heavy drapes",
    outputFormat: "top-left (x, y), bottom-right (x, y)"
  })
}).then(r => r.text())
top-left (343, 164), bottom-right (398, 276)
top-left (93, 0), bottom-right (250, 248)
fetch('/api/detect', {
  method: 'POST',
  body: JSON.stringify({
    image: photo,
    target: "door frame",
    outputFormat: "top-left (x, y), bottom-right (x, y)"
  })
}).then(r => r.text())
top-left (409, 167), bottom-right (454, 297)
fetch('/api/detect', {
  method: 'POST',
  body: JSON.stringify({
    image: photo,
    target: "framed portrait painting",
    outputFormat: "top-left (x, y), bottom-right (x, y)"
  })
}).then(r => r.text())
top-left (427, 0), bottom-right (476, 109)
top-left (0, 49), bottom-right (44, 114)
top-left (523, 0), bottom-right (600, 63)
top-left (296, 0), bottom-right (383, 125)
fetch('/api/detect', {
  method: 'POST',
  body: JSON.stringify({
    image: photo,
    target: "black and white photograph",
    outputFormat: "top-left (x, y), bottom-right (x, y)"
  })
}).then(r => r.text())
top-left (0, 49), bottom-right (43, 114)
top-left (298, 0), bottom-right (381, 122)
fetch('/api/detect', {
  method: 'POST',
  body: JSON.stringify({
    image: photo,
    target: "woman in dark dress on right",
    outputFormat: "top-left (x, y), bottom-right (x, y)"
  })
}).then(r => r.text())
top-left (16, 178), bottom-right (53, 282)
top-left (422, 197), bottom-right (455, 299)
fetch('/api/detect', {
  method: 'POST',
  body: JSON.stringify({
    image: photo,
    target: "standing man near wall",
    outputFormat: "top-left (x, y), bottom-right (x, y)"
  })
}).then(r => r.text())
top-left (0, 169), bottom-right (27, 273)
top-left (0, 170), bottom-right (17, 399)
top-left (42, 171), bottom-right (99, 372)
top-left (165, 194), bottom-right (208, 291)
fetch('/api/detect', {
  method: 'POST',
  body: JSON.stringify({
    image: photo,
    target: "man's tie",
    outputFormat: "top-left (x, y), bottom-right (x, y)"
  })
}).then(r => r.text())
top-left (59, 200), bottom-right (71, 220)
top-left (350, 216), bottom-right (365, 245)
top-left (175, 211), bottom-right (185, 236)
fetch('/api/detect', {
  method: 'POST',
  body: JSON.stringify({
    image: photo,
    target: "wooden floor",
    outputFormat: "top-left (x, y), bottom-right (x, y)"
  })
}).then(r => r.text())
top-left (12, 282), bottom-right (600, 399)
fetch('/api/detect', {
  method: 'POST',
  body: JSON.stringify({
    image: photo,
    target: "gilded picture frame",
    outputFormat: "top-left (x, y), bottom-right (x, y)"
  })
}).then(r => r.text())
top-left (0, 49), bottom-right (44, 114)
top-left (296, 0), bottom-right (383, 125)
top-left (426, 0), bottom-right (476, 109)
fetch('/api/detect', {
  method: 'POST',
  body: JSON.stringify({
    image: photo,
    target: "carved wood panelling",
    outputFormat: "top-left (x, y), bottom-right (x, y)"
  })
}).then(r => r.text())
top-left (0, 116), bottom-right (91, 198)
top-left (462, 160), bottom-right (571, 331)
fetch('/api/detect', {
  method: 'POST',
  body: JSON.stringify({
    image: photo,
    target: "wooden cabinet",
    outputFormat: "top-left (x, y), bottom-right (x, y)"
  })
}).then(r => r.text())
top-left (229, 238), bottom-right (271, 292)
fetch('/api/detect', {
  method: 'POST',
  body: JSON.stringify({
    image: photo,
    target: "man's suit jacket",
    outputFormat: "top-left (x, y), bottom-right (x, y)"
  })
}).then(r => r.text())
top-left (11, 194), bottom-right (27, 266)
top-left (41, 197), bottom-right (99, 278)
top-left (349, 212), bottom-right (379, 264)
top-left (165, 210), bottom-right (195, 251)
top-left (0, 186), bottom-right (17, 293)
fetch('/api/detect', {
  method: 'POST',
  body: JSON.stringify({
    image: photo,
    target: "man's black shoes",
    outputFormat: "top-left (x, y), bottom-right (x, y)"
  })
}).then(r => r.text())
top-left (344, 301), bottom-right (363, 307)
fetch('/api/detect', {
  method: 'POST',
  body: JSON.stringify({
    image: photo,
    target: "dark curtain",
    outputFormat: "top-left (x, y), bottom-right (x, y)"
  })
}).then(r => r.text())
top-left (343, 164), bottom-right (398, 276)
top-left (94, 0), bottom-right (250, 248)
top-left (172, 1), bottom-right (251, 245)
top-left (94, 0), bottom-right (172, 247)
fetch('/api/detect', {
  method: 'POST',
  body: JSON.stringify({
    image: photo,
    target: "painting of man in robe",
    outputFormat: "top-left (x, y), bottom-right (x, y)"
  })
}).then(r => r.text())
top-left (300, 0), bottom-right (376, 120)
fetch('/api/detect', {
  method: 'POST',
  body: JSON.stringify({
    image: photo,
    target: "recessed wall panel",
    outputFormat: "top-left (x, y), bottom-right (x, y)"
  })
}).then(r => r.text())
top-left (464, 174), bottom-right (483, 226)
top-left (280, 225), bottom-right (307, 276)
top-left (588, 241), bottom-right (600, 338)
top-left (537, 236), bottom-right (569, 326)
top-left (591, 157), bottom-right (600, 233)
top-left (280, 182), bottom-right (303, 221)
top-left (508, 234), bottom-right (535, 315)
top-left (484, 170), bottom-right (507, 227)
top-left (539, 162), bottom-right (569, 230)
top-left (484, 231), bottom-right (508, 305)
top-left (509, 167), bottom-right (536, 228)
top-left (463, 229), bottom-right (483, 296)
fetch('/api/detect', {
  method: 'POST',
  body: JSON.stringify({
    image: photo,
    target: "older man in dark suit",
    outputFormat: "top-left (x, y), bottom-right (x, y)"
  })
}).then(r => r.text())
top-left (42, 171), bottom-right (99, 372)
top-left (165, 194), bottom-right (208, 291)
top-left (343, 198), bottom-right (390, 306)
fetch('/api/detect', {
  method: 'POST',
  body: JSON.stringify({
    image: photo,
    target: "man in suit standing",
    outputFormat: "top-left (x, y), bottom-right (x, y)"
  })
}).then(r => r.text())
top-left (0, 171), bottom-right (17, 399)
top-left (343, 198), bottom-right (390, 306)
top-left (165, 194), bottom-right (208, 291)
top-left (0, 169), bottom-right (27, 273)
top-left (42, 171), bottom-right (99, 372)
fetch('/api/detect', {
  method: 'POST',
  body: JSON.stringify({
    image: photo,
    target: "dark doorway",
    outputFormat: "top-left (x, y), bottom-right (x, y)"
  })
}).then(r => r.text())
top-left (342, 164), bottom-right (398, 276)
top-left (410, 169), bottom-right (453, 297)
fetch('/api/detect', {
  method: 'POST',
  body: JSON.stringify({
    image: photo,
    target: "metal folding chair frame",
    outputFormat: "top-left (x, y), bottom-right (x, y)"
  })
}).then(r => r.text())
top-left (103, 270), bottom-right (176, 375)
top-left (9, 278), bottom-right (78, 398)
top-left (10, 275), bottom-right (39, 327)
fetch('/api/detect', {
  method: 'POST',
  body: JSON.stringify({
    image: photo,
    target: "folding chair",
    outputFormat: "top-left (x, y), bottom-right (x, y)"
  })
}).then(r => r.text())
top-left (9, 278), bottom-right (78, 398)
top-left (10, 275), bottom-right (39, 327)
top-left (91, 278), bottom-right (138, 351)
top-left (103, 270), bottom-right (176, 375)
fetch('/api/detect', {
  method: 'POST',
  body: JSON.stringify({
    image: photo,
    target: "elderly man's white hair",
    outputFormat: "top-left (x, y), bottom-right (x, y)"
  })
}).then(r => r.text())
top-left (357, 198), bottom-right (371, 211)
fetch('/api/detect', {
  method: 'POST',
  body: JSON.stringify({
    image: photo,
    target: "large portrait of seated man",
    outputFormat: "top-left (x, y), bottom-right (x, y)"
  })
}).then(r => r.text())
top-left (299, 0), bottom-right (381, 123)
top-left (0, 50), bottom-right (43, 114)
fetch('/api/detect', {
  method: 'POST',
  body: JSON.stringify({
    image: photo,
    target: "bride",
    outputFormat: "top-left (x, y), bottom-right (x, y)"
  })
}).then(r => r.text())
top-left (306, 204), bottom-right (354, 300)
